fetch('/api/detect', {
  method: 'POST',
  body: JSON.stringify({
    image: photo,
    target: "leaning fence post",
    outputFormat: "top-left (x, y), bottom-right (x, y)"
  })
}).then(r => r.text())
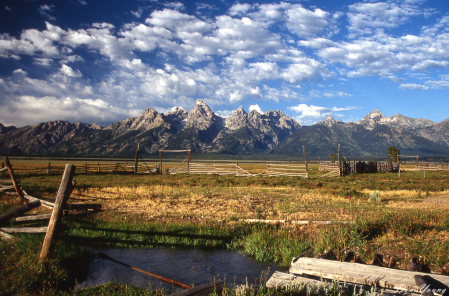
top-left (5, 157), bottom-right (25, 204)
top-left (39, 164), bottom-right (76, 263)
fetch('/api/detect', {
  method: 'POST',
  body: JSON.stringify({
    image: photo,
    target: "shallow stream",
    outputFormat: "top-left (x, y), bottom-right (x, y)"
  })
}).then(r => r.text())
top-left (79, 247), bottom-right (285, 291)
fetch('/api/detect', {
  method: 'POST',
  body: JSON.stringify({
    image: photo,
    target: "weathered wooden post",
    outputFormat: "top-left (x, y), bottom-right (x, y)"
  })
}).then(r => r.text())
top-left (97, 162), bottom-right (100, 173)
top-left (5, 157), bottom-right (25, 204)
top-left (305, 161), bottom-right (309, 179)
top-left (214, 162), bottom-right (217, 174)
top-left (303, 145), bottom-right (306, 163)
top-left (84, 162), bottom-right (87, 174)
top-left (187, 150), bottom-right (191, 174)
top-left (338, 144), bottom-right (341, 177)
top-left (134, 143), bottom-right (140, 174)
top-left (236, 162), bottom-right (239, 177)
top-left (39, 164), bottom-right (76, 263)
top-left (416, 155), bottom-right (419, 170)
top-left (115, 163), bottom-right (119, 174)
top-left (159, 150), bottom-right (162, 174)
top-left (1, 162), bottom-right (4, 177)
top-left (267, 162), bottom-right (270, 177)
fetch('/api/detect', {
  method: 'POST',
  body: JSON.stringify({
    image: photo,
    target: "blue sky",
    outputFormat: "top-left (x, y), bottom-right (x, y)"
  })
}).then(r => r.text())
top-left (1, 0), bottom-right (449, 127)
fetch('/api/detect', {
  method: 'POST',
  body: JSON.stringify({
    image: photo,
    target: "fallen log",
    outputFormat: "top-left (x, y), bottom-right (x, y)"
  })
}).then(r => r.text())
top-left (0, 230), bottom-right (14, 241)
top-left (14, 214), bottom-right (52, 222)
top-left (99, 252), bottom-right (192, 289)
top-left (239, 219), bottom-right (352, 225)
top-left (0, 185), bottom-right (14, 191)
top-left (22, 189), bottom-right (55, 209)
top-left (0, 200), bottom-right (41, 224)
top-left (0, 226), bottom-right (47, 233)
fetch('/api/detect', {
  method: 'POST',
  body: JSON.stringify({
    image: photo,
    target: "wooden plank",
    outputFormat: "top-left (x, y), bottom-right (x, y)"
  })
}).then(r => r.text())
top-left (0, 227), bottom-right (47, 233)
top-left (169, 280), bottom-right (224, 296)
top-left (289, 258), bottom-right (449, 291)
top-left (39, 164), bottom-right (76, 263)
top-left (0, 230), bottom-right (14, 240)
top-left (0, 185), bottom-right (15, 191)
top-left (4, 157), bottom-right (25, 203)
top-left (14, 214), bottom-right (52, 222)
top-left (22, 190), bottom-right (55, 209)
top-left (0, 200), bottom-right (41, 223)
top-left (266, 271), bottom-right (336, 289)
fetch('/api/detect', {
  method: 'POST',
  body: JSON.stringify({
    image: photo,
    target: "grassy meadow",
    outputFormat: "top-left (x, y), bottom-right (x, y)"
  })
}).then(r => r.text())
top-left (1, 159), bottom-right (449, 295)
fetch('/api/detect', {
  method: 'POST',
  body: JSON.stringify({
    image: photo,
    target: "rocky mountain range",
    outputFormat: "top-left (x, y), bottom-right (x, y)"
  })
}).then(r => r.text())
top-left (0, 101), bottom-right (448, 158)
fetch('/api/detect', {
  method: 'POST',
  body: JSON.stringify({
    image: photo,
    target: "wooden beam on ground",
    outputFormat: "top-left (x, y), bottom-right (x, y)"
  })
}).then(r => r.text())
top-left (289, 257), bottom-right (449, 292)
top-left (0, 230), bottom-right (14, 241)
top-left (0, 200), bottom-right (41, 224)
top-left (266, 271), bottom-right (333, 289)
top-left (39, 164), bottom-right (76, 263)
top-left (0, 227), bottom-right (47, 233)
top-left (169, 280), bottom-right (224, 296)
top-left (0, 185), bottom-right (15, 192)
top-left (22, 190), bottom-right (55, 209)
top-left (4, 157), bottom-right (25, 204)
top-left (14, 214), bottom-right (51, 222)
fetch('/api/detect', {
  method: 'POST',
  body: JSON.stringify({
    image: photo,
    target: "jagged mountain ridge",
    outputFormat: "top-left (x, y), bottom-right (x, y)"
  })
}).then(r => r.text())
top-left (1, 105), bottom-right (448, 157)
top-left (0, 100), bottom-right (301, 156)
top-left (272, 110), bottom-right (448, 157)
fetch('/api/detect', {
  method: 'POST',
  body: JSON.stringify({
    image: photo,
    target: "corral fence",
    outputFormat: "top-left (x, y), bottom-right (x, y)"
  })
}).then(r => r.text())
top-left (0, 161), bottom-right (158, 176)
top-left (169, 161), bottom-right (308, 178)
top-left (319, 160), bottom-right (399, 177)
top-left (418, 162), bottom-right (449, 171)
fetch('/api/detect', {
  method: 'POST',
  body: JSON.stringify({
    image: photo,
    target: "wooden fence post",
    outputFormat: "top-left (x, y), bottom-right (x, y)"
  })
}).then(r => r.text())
top-left (267, 162), bottom-right (270, 177)
top-left (188, 150), bottom-right (191, 174)
top-left (159, 150), bottom-right (162, 174)
top-left (236, 162), bottom-right (239, 177)
top-left (39, 164), bottom-right (76, 263)
top-left (214, 162), bottom-right (217, 174)
top-left (134, 143), bottom-right (140, 174)
top-left (84, 162), bottom-right (87, 174)
top-left (303, 145), bottom-right (306, 163)
top-left (338, 144), bottom-right (341, 178)
top-left (305, 161), bottom-right (309, 179)
top-left (97, 162), bottom-right (100, 173)
top-left (115, 163), bottom-right (119, 174)
top-left (47, 162), bottom-right (51, 175)
top-left (1, 162), bottom-right (4, 177)
top-left (5, 157), bottom-right (25, 204)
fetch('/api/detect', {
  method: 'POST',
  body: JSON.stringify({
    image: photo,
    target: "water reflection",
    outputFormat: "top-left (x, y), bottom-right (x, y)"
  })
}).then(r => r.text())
top-left (79, 247), bottom-right (285, 291)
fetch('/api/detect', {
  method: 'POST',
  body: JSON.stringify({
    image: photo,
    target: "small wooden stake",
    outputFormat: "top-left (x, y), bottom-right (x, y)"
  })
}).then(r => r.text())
top-left (39, 164), bottom-right (76, 263)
